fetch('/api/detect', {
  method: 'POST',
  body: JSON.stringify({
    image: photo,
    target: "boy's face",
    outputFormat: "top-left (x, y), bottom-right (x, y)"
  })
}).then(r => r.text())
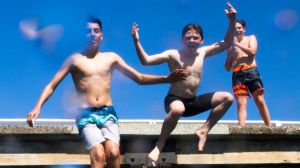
top-left (235, 22), bottom-right (246, 36)
top-left (182, 28), bottom-right (203, 52)
top-left (86, 22), bottom-right (103, 47)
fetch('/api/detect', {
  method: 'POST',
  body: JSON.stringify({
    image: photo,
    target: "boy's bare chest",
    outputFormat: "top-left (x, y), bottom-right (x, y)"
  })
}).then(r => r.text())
top-left (172, 55), bottom-right (204, 74)
top-left (74, 57), bottom-right (114, 75)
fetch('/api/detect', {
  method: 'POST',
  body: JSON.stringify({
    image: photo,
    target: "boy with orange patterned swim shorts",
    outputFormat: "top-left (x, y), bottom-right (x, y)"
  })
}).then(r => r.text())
top-left (225, 19), bottom-right (271, 127)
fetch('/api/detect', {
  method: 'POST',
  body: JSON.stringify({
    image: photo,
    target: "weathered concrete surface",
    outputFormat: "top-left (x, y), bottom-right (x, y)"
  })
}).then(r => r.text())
top-left (0, 125), bottom-right (77, 134)
top-left (229, 125), bottom-right (300, 134)
top-left (1, 119), bottom-right (300, 167)
top-left (2, 121), bottom-right (300, 135)
top-left (0, 120), bottom-right (228, 135)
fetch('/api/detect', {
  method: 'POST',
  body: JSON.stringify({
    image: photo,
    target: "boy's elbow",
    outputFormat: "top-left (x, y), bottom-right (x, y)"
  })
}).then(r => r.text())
top-left (136, 79), bottom-right (145, 85)
top-left (141, 61), bottom-right (148, 65)
top-left (134, 75), bottom-right (146, 85)
top-left (225, 65), bottom-right (231, 72)
top-left (46, 83), bottom-right (55, 91)
top-left (140, 59), bottom-right (152, 65)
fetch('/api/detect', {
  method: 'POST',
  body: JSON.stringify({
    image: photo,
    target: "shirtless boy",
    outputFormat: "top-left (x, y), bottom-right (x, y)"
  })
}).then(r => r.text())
top-left (132, 2), bottom-right (237, 163)
top-left (27, 16), bottom-right (186, 168)
top-left (225, 19), bottom-right (271, 127)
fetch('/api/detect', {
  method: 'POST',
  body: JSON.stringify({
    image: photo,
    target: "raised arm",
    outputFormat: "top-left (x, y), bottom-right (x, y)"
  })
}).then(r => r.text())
top-left (205, 2), bottom-right (237, 57)
top-left (27, 56), bottom-right (73, 126)
top-left (225, 48), bottom-right (233, 71)
top-left (131, 23), bottom-right (170, 65)
top-left (114, 53), bottom-right (186, 85)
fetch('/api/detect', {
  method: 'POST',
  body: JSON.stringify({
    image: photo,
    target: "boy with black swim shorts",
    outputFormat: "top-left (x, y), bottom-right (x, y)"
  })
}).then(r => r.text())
top-left (132, 2), bottom-right (237, 164)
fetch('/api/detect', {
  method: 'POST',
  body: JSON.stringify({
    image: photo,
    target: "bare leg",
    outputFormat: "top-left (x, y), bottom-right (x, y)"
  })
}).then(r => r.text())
top-left (90, 144), bottom-right (106, 168)
top-left (236, 96), bottom-right (247, 127)
top-left (104, 140), bottom-right (120, 168)
top-left (148, 100), bottom-right (185, 162)
top-left (253, 91), bottom-right (271, 127)
top-left (194, 92), bottom-right (234, 151)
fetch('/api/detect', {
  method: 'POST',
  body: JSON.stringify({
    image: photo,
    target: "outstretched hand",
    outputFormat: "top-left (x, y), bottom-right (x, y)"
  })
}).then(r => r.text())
top-left (224, 2), bottom-right (237, 21)
top-left (131, 23), bottom-right (139, 42)
top-left (167, 68), bottom-right (188, 83)
top-left (27, 109), bottom-right (40, 127)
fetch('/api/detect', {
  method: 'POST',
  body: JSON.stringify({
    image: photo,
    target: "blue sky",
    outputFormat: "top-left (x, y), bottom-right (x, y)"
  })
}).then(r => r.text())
top-left (0, 0), bottom-right (299, 122)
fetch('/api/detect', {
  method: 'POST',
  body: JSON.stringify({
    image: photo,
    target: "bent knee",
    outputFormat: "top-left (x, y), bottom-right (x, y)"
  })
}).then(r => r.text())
top-left (169, 107), bottom-right (185, 117)
top-left (107, 147), bottom-right (120, 160)
top-left (237, 97), bottom-right (247, 106)
top-left (222, 92), bottom-right (234, 104)
top-left (91, 150), bottom-right (105, 162)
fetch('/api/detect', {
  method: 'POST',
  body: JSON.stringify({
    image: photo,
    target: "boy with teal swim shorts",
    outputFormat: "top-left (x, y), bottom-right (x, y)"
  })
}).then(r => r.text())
top-left (77, 106), bottom-right (120, 150)
top-left (27, 16), bottom-right (187, 168)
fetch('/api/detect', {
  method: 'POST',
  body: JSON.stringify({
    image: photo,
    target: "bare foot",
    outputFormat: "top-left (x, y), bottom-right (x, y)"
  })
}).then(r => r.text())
top-left (148, 145), bottom-right (160, 163)
top-left (194, 129), bottom-right (208, 152)
top-left (147, 158), bottom-right (157, 167)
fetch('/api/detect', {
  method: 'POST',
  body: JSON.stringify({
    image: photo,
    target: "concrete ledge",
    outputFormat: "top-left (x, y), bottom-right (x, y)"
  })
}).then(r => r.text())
top-left (2, 120), bottom-right (300, 135)
top-left (229, 125), bottom-right (300, 134)
top-left (1, 119), bottom-right (300, 167)
top-left (0, 119), bottom-right (229, 135)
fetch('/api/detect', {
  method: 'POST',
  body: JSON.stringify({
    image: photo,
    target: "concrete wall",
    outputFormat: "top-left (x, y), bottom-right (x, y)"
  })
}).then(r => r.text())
top-left (0, 119), bottom-right (300, 168)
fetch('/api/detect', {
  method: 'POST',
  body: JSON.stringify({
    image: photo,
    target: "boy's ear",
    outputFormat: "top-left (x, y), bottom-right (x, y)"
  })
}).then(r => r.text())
top-left (101, 33), bottom-right (104, 40)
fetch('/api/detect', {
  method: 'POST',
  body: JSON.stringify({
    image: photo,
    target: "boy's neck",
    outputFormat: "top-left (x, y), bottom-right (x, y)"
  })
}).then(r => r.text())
top-left (236, 34), bottom-right (244, 42)
top-left (84, 46), bottom-right (99, 58)
top-left (183, 48), bottom-right (198, 58)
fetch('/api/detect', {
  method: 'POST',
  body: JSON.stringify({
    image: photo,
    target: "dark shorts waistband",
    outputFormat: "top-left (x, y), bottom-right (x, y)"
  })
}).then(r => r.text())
top-left (166, 94), bottom-right (195, 102)
top-left (79, 105), bottom-right (116, 115)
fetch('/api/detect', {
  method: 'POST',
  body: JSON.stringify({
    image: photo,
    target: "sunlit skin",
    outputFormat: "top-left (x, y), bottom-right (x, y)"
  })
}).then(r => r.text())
top-left (225, 21), bottom-right (271, 127)
top-left (132, 2), bottom-right (236, 165)
top-left (27, 21), bottom-right (187, 168)
top-left (225, 22), bottom-right (257, 70)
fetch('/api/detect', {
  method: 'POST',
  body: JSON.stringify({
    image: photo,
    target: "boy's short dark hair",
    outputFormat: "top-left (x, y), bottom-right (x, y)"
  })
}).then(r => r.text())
top-left (182, 23), bottom-right (204, 40)
top-left (88, 16), bottom-right (103, 31)
top-left (236, 20), bottom-right (246, 28)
